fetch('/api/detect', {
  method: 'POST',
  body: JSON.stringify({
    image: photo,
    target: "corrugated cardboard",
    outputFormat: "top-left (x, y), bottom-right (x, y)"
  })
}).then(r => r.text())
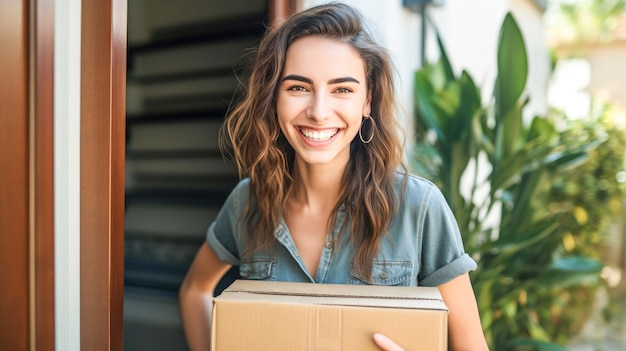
top-left (212, 280), bottom-right (448, 351)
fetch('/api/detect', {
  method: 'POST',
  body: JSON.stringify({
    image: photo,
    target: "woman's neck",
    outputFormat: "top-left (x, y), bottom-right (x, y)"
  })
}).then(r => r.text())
top-left (289, 159), bottom-right (346, 213)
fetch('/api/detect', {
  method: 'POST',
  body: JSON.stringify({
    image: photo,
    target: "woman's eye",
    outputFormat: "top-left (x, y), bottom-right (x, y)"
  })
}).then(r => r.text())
top-left (335, 87), bottom-right (353, 94)
top-left (287, 85), bottom-right (308, 92)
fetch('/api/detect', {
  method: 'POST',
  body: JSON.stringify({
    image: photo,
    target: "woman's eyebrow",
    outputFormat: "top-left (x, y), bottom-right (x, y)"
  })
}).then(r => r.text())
top-left (328, 77), bottom-right (360, 84)
top-left (281, 74), bottom-right (361, 85)
top-left (282, 74), bottom-right (313, 84)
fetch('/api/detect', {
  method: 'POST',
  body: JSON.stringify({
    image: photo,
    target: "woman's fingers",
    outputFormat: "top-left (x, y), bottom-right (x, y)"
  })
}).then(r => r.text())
top-left (373, 333), bottom-right (405, 351)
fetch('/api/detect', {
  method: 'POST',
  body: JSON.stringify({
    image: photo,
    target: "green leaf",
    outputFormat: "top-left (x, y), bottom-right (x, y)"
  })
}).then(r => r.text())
top-left (527, 116), bottom-right (556, 143)
top-left (490, 149), bottom-right (527, 191)
top-left (540, 257), bottom-right (603, 288)
top-left (414, 71), bottom-right (445, 142)
top-left (435, 27), bottom-right (455, 82)
top-left (500, 100), bottom-right (524, 159)
top-left (427, 13), bottom-right (455, 82)
top-left (541, 151), bottom-right (588, 170)
top-left (499, 171), bottom-right (552, 231)
top-left (459, 71), bottom-right (481, 115)
top-left (492, 222), bottom-right (559, 260)
top-left (549, 256), bottom-right (603, 273)
top-left (495, 13), bottom-right (528, 118)
top-left (455, 71), bottom-right (483, 144)
top-left (502, 300), bottom-right (518, 319)
top-left (411, 143), bottom-right (442, 180)
top-left (527, 320), bottom-right (551, 341)
top-left (434, 82), bottom-right (462, 135)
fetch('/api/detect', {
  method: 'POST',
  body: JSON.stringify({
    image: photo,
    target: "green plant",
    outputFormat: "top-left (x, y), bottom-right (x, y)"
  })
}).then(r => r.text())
top-left (542, 104), bottom-right (626, 342)
top-left (550, 104), bottom-right (626, 260)
top-left (411, 13), bottom-right (607, 349)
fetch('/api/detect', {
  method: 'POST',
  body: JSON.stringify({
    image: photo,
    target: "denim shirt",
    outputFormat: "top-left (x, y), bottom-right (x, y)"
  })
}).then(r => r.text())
top-left (206, 173), bottom-right (476, 287)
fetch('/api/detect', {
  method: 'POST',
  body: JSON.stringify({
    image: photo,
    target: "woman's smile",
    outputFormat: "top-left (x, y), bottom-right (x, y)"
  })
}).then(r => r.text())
top-left (298, 127), bottom-right (340, 143)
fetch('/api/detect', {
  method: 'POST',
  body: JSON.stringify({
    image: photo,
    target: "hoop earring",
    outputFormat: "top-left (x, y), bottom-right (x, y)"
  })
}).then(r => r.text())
top-left (359, 116), bottom-right (375, 144)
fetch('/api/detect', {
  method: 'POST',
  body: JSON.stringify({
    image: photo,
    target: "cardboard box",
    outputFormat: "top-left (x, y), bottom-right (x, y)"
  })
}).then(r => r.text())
top-left (212, 280), bottom-right (448, 350)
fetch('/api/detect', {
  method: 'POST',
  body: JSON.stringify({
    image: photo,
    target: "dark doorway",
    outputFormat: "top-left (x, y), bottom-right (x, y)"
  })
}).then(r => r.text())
top-left (124, 1), bottom-right (267, 349)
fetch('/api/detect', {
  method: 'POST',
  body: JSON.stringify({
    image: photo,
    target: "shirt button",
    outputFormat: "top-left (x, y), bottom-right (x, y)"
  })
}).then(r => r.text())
top-left (324, 241), bottom-right (333, 249)
top-left (379, 271), bottom-right (388, 279)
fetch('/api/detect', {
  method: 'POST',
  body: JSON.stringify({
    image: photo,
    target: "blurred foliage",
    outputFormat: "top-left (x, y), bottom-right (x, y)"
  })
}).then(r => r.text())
top-left (541, 105), bottom-right (626, 343)
top-left (412, 12), bottom-right (626, 349)
top-left (550, 104), bottom-right (626, 260)
top-left (548, 0), bottom-right (626, 44)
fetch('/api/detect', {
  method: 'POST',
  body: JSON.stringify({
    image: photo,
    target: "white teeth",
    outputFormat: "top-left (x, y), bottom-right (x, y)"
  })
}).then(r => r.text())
top-left (300, 128), bottom-right (338, 141)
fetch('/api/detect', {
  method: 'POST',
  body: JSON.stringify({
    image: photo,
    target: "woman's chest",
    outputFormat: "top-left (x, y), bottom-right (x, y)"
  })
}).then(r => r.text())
top-left (239, 221), bottom-right (420, 287)
top-left (284, 211), bottom-right (329, 278)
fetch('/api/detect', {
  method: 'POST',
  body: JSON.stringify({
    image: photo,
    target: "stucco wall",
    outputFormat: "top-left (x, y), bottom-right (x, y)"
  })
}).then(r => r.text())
top-left (586, 43), bottom-right (626, 112)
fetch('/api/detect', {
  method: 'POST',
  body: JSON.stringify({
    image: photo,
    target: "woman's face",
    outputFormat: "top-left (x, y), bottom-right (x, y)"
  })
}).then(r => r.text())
top-left (276, 35), bottom-right (371, 169)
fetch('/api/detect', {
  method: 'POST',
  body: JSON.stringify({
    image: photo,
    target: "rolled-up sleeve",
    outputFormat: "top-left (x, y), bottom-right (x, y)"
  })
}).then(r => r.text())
top-left (418, 184), bottom-right (476, 286)
top-left (205, 179), bottom-right (250, 266)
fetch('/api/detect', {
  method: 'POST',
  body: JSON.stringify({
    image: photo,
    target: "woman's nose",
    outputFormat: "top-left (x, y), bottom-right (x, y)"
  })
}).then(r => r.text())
top-left (306, 93), bottom-right (331, 122)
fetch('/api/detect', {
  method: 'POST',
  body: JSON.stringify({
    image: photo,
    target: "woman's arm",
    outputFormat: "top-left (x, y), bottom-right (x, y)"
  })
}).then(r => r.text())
top-left (179, 242), bottom-right (232, 351)
top-left (374, 273), bottom-right (488, 351)
top-left (439, 273), bottom-right (489, 351)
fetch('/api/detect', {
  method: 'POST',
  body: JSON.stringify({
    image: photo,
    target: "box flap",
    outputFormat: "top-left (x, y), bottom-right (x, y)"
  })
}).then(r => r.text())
top-left (219, 280), bottom-right (447, 312)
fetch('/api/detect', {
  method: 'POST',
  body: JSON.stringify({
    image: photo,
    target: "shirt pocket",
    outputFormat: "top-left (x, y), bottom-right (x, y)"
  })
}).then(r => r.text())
top-left (349, 261), bottom-right (413, 286)
top-left (239, 257), bottom-right (276, 281)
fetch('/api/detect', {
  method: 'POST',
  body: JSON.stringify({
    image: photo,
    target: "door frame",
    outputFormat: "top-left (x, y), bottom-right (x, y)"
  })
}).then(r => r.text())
top-left (269, 0), bottom-right (300, 27)
top-left (0, 0), bottom-right (55, 349)
top-left (79, 0), bottom-right (126, 349)
top-left (0, 0), bottom-right (31, 348)
top-left (33, 0), bottom-right (56, 349)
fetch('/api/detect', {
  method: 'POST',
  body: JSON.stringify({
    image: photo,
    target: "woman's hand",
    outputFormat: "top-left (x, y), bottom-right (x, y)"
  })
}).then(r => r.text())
top-left (373, 274), bottom-right (488, 351)
top-left (373, 333), bottom-right (405, 351)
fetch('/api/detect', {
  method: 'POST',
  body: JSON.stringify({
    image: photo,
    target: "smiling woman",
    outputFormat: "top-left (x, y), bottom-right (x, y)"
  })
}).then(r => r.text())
top-left (179, 3), bottom-right (489, 351)
top-left (276, 35), bottom-right (370, 169)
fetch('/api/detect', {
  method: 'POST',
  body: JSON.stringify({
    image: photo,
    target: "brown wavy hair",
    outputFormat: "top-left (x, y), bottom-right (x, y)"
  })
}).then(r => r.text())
top-left (221, 2), bottom-right (406, 279)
